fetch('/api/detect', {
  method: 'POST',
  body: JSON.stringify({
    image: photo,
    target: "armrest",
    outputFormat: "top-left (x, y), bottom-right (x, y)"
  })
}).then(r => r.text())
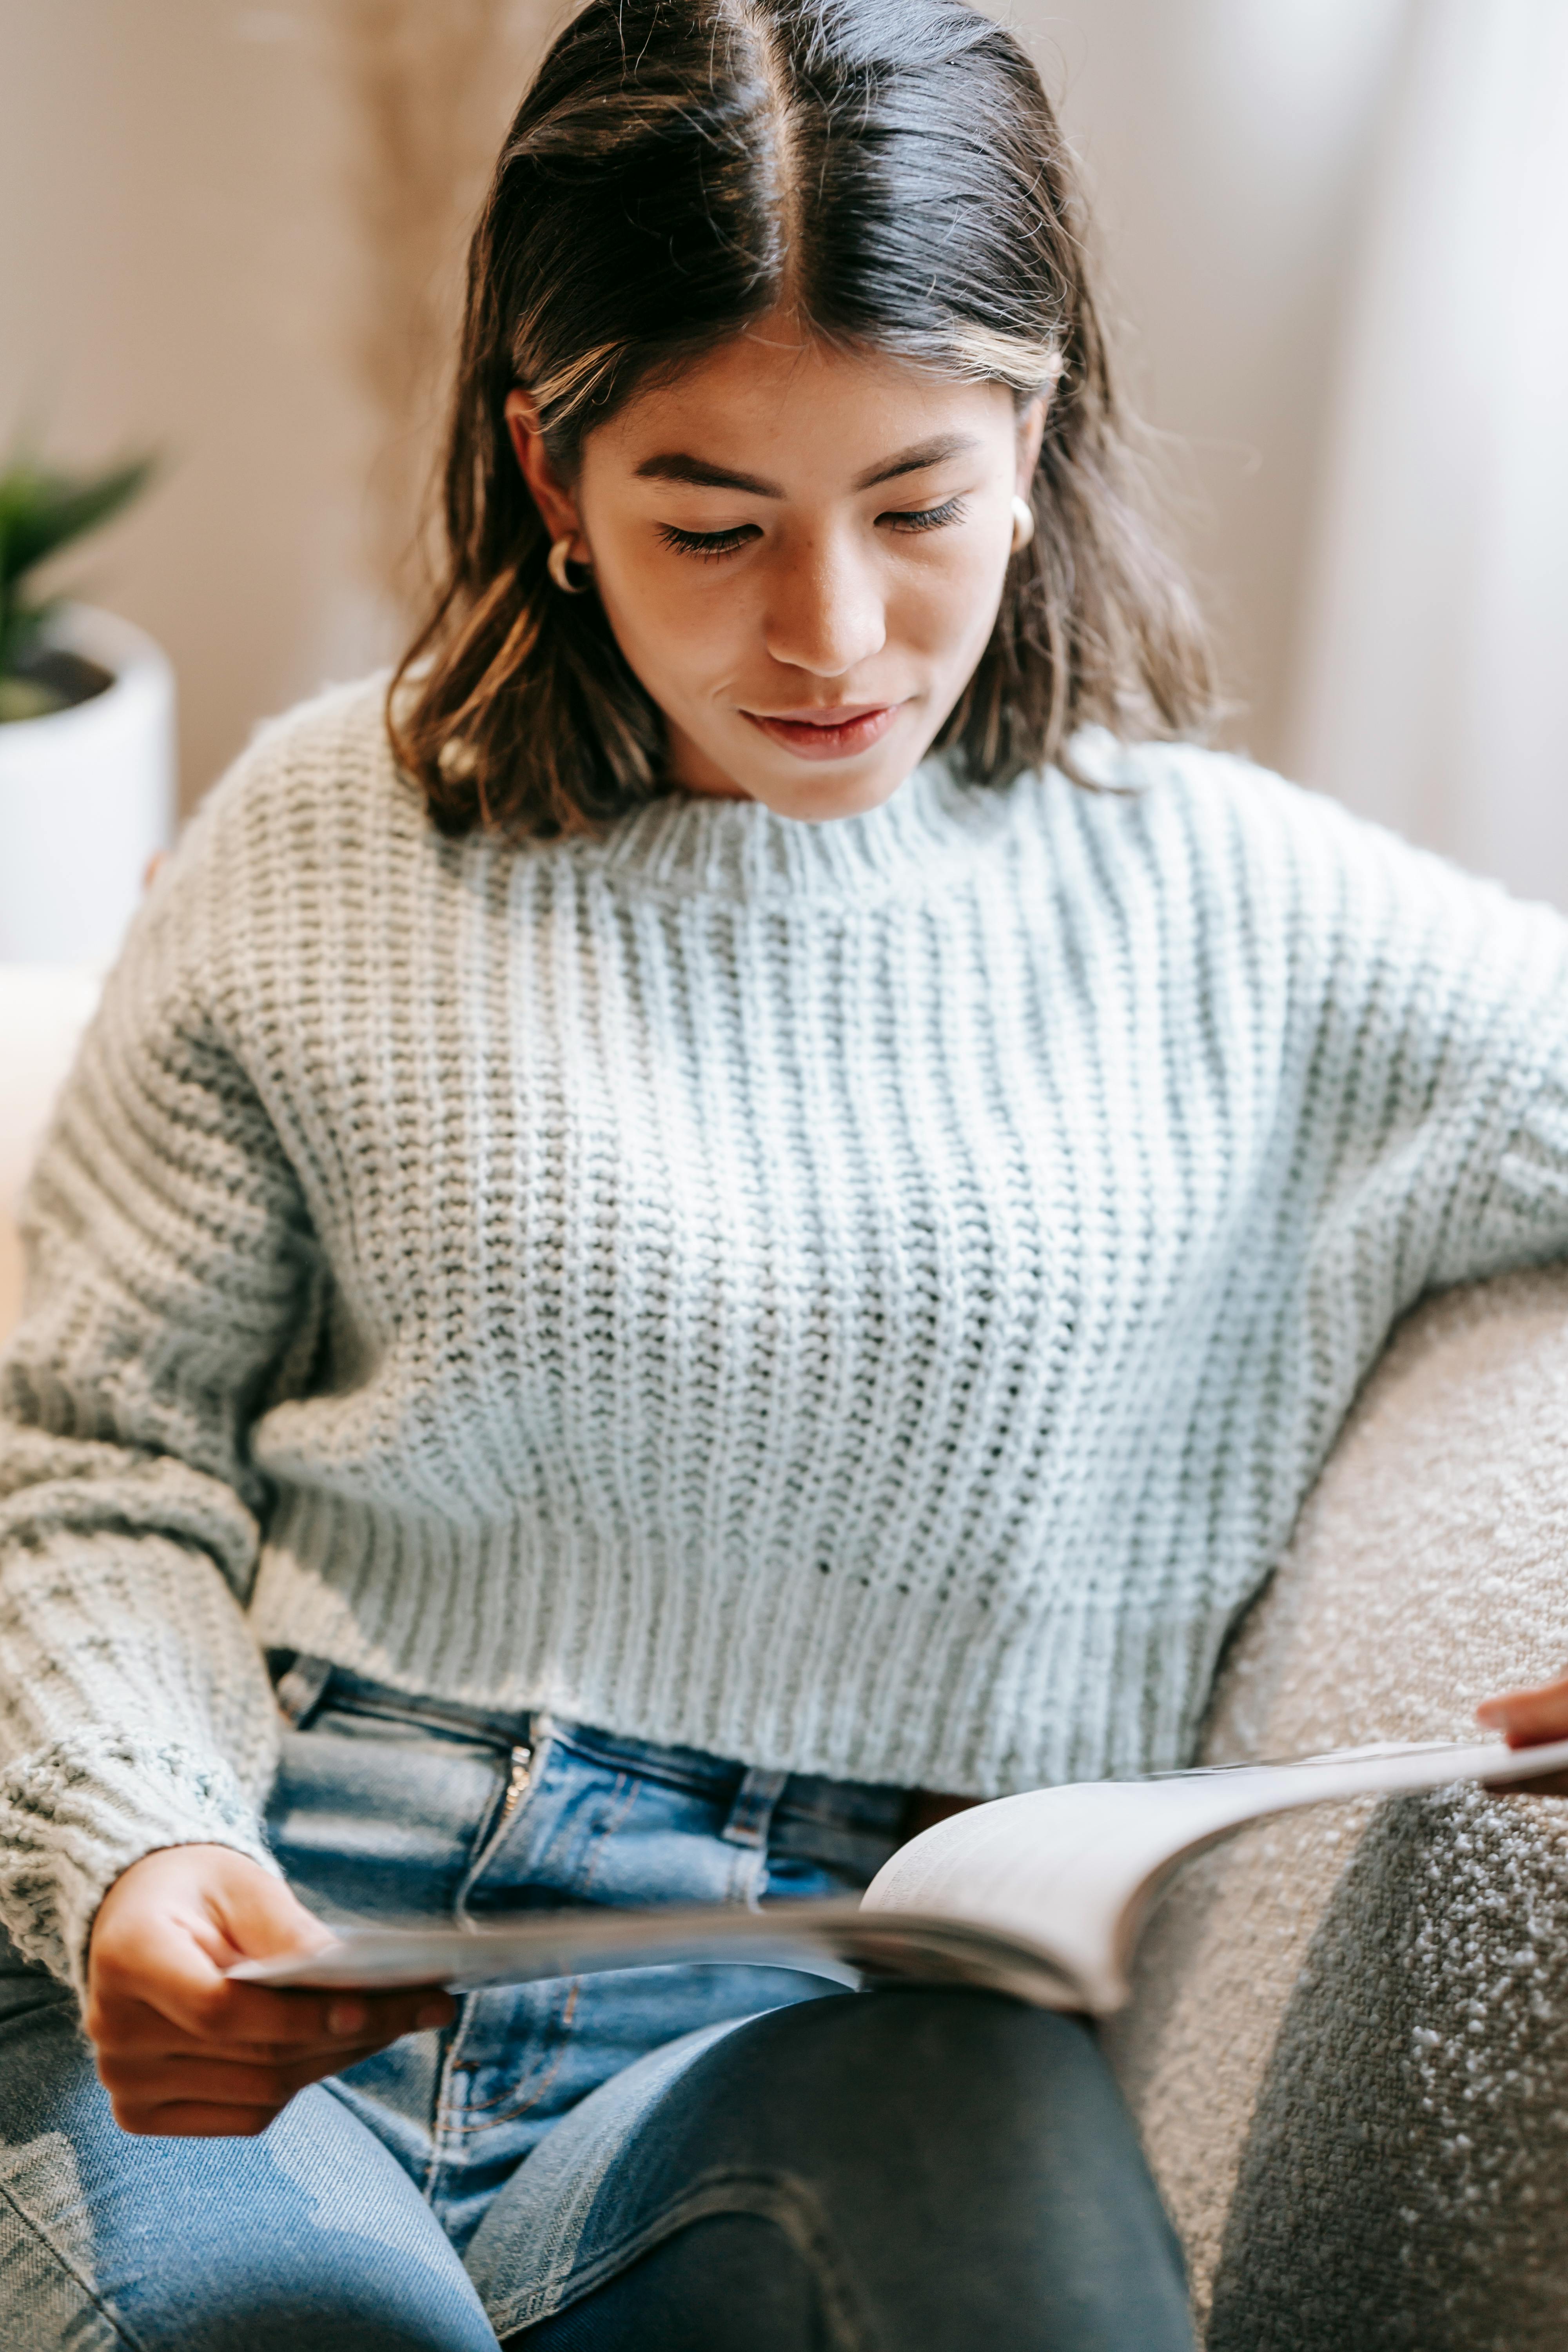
top-left (1109, 1265), bottom-right (1568, 2348)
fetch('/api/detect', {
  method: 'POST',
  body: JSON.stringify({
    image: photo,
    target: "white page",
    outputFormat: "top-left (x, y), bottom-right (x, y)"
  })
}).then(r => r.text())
top-left (232, 1900), bottom-right (871, 1993)
top-left (860, 1735), bottom-right (1568, 2011)
top-left (234, 1736), bottom-right (1568, 2011)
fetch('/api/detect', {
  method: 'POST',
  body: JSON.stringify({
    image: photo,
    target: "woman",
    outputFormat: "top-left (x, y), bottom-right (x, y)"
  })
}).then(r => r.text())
top-left (2, 2), bottom-right (1566, 2345)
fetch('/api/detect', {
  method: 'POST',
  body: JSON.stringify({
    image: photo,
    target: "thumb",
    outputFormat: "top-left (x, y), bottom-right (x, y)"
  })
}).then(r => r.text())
top-left (89, 1844), bottom-right (329, 2041)
top-left (1477, 1671), bottom-right (1568, 1748)
top-left (200, 1855), bottom-right (336, 1966)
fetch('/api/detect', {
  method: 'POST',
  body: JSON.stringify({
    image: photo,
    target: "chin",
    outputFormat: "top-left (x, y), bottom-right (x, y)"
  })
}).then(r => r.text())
top-left (716, 726), bottom-right (927, 823)
top-left (747, 763), bottom-right (911, 823)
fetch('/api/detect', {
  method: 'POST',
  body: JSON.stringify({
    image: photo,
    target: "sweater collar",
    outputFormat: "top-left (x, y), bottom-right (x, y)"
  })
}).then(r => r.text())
top-left (565, 757), bottom-right (1022, 904)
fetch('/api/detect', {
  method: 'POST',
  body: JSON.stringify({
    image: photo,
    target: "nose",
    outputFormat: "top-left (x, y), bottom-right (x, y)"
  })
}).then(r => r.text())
top-left (762, 531), bottom-right (887, 678)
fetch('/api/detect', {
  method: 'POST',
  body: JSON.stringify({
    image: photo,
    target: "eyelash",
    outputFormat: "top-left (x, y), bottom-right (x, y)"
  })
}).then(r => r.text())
top-left (654, 497), bottom-right (968, 562)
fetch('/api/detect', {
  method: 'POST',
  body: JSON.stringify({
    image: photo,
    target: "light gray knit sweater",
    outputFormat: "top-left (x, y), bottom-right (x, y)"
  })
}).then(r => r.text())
top-left (5, 676), bottom-right (1568, 1992)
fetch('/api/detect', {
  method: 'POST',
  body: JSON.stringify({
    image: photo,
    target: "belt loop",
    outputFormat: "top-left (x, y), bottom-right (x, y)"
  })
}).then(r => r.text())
top-left (720, 1765), bottom-right (789, 1849)
top-left (274, 1653), bottom-right (335, 1729)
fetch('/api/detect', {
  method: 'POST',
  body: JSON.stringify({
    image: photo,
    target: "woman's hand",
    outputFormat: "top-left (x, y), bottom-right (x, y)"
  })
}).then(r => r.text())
top-left (85, 1844), bottom-right (456, 2136)
top-left (1476, 1673), bottom-right (1568, 1797)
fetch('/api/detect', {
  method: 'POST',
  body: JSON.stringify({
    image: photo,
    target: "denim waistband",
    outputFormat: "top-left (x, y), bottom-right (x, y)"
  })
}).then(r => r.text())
top-left (266, 1651), bottom-right (911, 1840)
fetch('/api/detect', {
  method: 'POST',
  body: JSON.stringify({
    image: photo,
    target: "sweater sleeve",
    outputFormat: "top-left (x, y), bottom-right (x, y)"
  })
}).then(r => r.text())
top-left (0, 833), bottom-right (323, 1996)
top-left (1248, 760), bottom-right (1568, 1299)
top-left (1151, 744), bottom-right (1568, 1326)
top-left (1368, 843), bottom-right (1568, 1294)
top-left (1446, 1021), bottom-right (1568, 1281)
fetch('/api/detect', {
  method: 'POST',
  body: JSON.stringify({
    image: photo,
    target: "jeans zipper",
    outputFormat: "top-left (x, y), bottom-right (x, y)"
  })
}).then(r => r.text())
top-left (455, 1733), bottom-right (545, 1928)
top-left (495, 1742), bottom-right (534, 1832)
top-left (429, 1728), bottom-right (552, 2178)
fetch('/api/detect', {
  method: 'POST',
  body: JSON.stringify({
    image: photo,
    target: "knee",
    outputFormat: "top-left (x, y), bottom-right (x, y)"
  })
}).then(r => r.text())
top-left (648, 1985), bottom-right (1122, 2192)
top-left (0, 2068), bottom-right (498, 2352)
top-left (0, 2225), bottom-right (496, 2352)
top-left (719, 1984), bottom-right (1103, 2135)
top-left (607, 1992), bottom-right (1193, 2350)
top-left (509, 2211), bottom-right (820, 2352)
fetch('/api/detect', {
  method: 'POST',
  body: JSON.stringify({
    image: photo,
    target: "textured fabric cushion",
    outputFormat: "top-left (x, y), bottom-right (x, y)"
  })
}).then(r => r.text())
top-left (1108, 1266), bottom-right (1568, 2350)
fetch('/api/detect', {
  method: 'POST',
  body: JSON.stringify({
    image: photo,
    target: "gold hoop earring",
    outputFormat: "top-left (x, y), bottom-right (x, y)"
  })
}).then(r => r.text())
top-left (1010, 495), bottom-right (1036, 554)
top-left (548, 535), bottom-right (590, 594)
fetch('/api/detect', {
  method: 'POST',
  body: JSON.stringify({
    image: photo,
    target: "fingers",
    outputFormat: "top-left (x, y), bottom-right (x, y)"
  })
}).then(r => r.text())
top-left (94, 2000), bottom-right (456, 2135)
top-left (98, 2040), bottom-right (388, 2134)
top-left (87, 1851), bottom-right (339, 2046)
top-left (208, 1857), bottom-right (340, 1968)
top-left (1487, 1769), bottom-right (1568, 1798)
top-left (87, 1973), bottom-right (455, 2062)
top-left (102, 2047), bottom-right (327, 2122)
top-left (149, 1977), bottom-right (451, 2053)
top-left (1477, 1672), bottom-right (1568, 1748)
top-left (83, 1847), bottom-right (459, 2138)
top-left (1476, 1674), bottom-right (1568, 1794)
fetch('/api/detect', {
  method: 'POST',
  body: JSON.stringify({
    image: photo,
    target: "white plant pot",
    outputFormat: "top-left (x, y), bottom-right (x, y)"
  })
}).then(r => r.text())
top-left (0, 962), bottom-right (105, 1341)
top-left (0, 603), bottom-right (175, 964)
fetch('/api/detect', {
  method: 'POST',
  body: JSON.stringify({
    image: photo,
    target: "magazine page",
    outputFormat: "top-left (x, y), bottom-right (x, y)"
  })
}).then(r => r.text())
top-left (230, 1896), bottom-right (1091, 2004)
top-left (860, 1734), bottom-right (1568, 2013)
top-left (233, 1735), bottom-right (1568, 2011)
top-left (231, 1899), bottom-right (868, 1994)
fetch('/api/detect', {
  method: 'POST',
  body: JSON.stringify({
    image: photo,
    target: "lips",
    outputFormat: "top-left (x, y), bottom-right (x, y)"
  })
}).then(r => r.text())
top-left (741, 703), bottom-right (904, 761)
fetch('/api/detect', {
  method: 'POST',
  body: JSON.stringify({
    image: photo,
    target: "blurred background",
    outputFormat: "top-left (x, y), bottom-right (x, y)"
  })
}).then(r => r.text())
top-left (1, 0), bottom-right (1566, 886)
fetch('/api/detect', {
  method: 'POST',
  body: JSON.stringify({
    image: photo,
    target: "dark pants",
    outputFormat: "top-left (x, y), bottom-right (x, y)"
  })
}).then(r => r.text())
top-left (509, 1989), bottom-right (1194, 2352)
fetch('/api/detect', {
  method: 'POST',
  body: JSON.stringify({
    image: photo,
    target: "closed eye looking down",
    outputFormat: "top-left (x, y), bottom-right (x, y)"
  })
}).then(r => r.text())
top-left (656, 498), bottom-right (970, 559)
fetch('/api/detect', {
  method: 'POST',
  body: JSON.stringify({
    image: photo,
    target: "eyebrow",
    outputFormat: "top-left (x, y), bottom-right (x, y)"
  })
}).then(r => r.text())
top-left (631, 432), bottom-right (981, 498)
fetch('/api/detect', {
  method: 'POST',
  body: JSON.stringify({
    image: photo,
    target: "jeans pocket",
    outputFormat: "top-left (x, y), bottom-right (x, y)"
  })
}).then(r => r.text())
top-left (267, 1715), bottom-right (508, 1926)
top-left (473, 1751), bottom-right (757, 1915)
top-left (759, 1804), bottom-right (905, 1904)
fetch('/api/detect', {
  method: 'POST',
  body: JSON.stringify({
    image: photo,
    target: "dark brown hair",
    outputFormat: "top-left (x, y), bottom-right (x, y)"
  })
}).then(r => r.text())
top-left (390, 0), bottom-right (1215, 839)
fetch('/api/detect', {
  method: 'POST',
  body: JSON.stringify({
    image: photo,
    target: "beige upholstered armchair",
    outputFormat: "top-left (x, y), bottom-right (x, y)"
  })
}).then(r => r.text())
top-left (4, 967), bottom-right (1567, 2347)
top-left (1109, 1270), bottom-right (1568, 2348)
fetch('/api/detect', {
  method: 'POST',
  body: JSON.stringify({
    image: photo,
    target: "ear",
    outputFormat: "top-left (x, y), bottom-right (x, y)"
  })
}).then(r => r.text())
top-left (505, 390), bottom-right (583, 549)
top-left (1014, 393), bottom-right (1048, 496)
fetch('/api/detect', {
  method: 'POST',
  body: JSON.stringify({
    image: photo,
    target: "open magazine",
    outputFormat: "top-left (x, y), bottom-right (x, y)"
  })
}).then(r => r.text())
top-left (232, 1734), bottom-right (1568, 2017)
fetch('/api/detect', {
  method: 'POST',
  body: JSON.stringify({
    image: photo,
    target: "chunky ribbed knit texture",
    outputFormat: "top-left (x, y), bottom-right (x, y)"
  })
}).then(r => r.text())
top-left (5, 676), bottom-right (1568, 1991)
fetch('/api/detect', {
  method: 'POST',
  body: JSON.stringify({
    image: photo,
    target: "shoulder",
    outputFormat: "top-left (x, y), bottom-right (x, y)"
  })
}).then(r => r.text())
top-left (241, 668), bottom-right (397, 775)
top-left (1049, 730), bottom-right (1391, 882)
top-left (995, 735), bottom-right (1374, 973)
top-left (181, 671), bottom-right (416, 867)
top-left (1038, 742), bottom-right (1568, 1097)
top-left (1040, 733), bottom-right (1557, 955)
top-left (101, 674), bottom-right (430, 1032)
top-left (146, 675), bottom-right (433, 940)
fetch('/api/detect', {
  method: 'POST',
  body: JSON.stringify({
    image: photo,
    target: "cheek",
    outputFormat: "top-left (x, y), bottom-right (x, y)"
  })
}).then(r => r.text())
top-left (595, 547), bottom-right (744, 700)
top-left (889, 534), bottom-right (1009, 668)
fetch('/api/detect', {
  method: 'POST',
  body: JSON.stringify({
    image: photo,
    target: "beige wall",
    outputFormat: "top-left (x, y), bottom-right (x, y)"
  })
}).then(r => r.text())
top-left (1033, 0), bottom-right (1409, 764)
top-left (2, 0), bottom-right (1408, 816)
top-left (2, 2), bottom-right (399, 813)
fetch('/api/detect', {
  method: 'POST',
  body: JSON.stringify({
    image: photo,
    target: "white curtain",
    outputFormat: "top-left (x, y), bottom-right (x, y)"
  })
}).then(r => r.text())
top-left (1287, 0), bottom-right (1568, 906)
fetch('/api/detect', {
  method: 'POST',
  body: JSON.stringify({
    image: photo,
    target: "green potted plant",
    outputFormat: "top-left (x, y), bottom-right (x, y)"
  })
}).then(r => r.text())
top-left (0, 450), bottom-right (174, 965)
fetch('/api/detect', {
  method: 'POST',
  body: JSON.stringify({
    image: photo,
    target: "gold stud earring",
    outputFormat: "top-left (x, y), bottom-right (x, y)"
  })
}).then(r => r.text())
top-left (1010, 496), bottom-right (1036, 554)
top-left (548, 535), bottom-right (590, 593)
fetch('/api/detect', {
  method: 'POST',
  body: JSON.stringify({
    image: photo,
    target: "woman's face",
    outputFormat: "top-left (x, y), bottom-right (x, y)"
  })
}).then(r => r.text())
top-left (508, 323), bottom-right (1045, 820)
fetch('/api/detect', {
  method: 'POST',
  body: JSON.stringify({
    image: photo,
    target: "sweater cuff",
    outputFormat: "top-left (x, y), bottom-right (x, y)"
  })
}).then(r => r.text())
top-left (0, 1729), bottom-right (279, 2000)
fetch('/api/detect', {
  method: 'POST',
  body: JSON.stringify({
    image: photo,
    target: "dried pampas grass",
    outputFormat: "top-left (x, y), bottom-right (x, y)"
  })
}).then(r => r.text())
top-left (330, 0), bottom-right (557, 613)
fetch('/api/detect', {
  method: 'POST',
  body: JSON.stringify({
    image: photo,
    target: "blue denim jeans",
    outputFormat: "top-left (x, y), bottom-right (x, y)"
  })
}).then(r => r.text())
top-left (0, 1661), bottom-right (1193, 2349)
